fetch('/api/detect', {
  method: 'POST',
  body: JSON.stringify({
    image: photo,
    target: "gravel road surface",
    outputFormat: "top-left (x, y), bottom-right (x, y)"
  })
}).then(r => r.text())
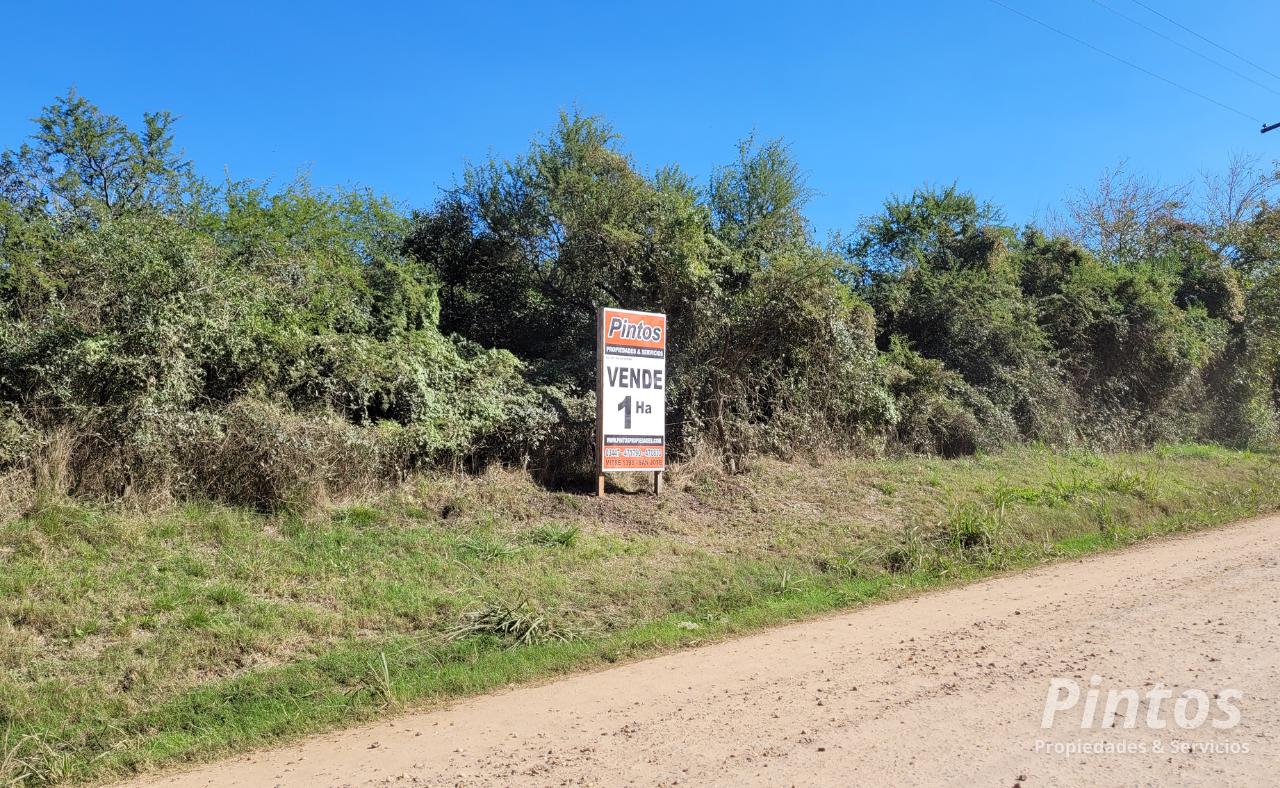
top-left (135, 515), bottom-right (1280, 787)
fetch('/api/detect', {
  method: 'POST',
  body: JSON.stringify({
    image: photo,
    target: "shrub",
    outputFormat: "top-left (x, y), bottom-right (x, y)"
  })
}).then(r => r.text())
top-left (0, 96), bottom-right (570, 506)
top-left (0, 405), bottom-right (34, 471)
top-left (1, 94), bottom-right (1276, 510)
top-left (881, 338), bottom-right (1017, 456)
top-left (184, 400), bottom-right (389, 509)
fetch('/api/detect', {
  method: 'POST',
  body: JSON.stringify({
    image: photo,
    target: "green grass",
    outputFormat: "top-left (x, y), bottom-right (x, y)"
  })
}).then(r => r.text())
top-left (1, 443), bottom-right (1279, 784)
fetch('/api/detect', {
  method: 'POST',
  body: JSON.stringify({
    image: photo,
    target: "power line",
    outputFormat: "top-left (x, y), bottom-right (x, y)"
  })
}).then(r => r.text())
top-left (987, 0), bottom-right (1262, 124)
top-left (1127, 0), bottom-right (1280, 84)
top-left (1092, 0), bottom-right (1280, 99)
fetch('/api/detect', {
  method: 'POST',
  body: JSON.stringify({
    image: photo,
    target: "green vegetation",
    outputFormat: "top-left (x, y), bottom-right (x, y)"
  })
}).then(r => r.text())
top-left (1, 444), bottom-right (1278, 783)
top-left (2, 94), bottom-right (1279, 510)
top-left (2, 92), bottom-right (1280, 783)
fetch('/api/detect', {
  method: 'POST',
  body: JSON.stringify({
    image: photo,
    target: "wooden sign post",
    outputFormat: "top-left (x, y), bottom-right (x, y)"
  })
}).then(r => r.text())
top-left (596, 307), bottom-right (667, 496)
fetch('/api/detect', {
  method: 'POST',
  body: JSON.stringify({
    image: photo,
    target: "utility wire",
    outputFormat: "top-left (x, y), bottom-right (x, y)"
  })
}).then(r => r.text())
top-left (1093, 0), bottom-right (1280, 99)
top-left (987, 0), bottom-right (1262, 124)
top-left (1127, 0), bottom-right (1280, 84)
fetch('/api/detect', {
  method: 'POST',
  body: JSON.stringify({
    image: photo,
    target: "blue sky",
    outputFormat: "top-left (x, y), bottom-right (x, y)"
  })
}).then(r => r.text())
top-left (5, 1), bottom-right (1279, 237)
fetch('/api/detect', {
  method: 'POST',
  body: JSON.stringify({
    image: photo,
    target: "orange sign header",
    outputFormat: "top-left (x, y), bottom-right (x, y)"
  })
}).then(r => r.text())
top-left (602, 308), bottom-right (666, 351)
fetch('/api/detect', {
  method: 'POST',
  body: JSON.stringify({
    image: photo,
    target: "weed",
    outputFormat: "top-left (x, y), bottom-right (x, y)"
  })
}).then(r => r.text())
top-left (364, 651), bottom-right (395, 708)
top-left (1101, 467), bottom-right (1153, 499)
top-left (447, 601), bottom-right (572, 646)
top-left (880, 524), bottom-right (933, 575)
top-left (990, 481), bottom-right (1041, 510)
top-left (454, 534), bottom-right (522, 561)
top-left (1066, 449), bottom-right (1106, 468)
top-left (1042, 474), bottom-right (1088, 505)
top-left (1156, 443), bottom-right (1225, 460)
top-left (1091, 501), bottom-right (1130, 543)
top-left (0, 730), bottom-right (75, 786)
top-left (1, 727), bottom-right (33, 787)
top-left (30, 429), bottom-right (74, 513)
top-left (205, 583), bottom-right (247, 607)
top-left (823, 547), bottom-right (885, 578)
top-left (336, 506), bottom-right (383, 528)
top-left (772, 569), bottom-right (806, 594)
top-left (944, 503), bottom-right (1006, 551)
top-left (527, 522), bottom-right (580, 548)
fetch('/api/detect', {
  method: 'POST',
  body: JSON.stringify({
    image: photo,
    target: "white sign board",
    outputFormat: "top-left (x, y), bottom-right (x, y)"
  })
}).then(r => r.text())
top-left (597, 307), bottom-right (666, 472)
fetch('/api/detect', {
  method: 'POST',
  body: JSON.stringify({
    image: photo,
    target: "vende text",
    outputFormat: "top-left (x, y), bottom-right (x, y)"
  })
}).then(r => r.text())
top-left (606, 366), bottom-right (664, 389)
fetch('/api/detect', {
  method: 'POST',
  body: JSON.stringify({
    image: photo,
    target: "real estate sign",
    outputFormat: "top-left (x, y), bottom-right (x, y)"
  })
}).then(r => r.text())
top-left (597, 307), bottom-right (666, 473)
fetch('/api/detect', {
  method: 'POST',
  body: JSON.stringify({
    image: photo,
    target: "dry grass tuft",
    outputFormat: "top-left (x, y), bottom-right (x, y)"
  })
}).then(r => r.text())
top-left (664, 440), bottom-right (735, 493)
top-left (30, 429), bottom-right (73, 511)
top-left (447, 601), bottom-right (574, 646)
top-left (0, 468), bottom-right (32, 524)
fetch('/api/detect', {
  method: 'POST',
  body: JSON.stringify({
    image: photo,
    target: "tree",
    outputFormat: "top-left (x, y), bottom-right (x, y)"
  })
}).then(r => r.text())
top-left (1062, 162), bottom-right (1187, 267)
top-left (709, 135), bottom-right (811, 265)
top-left (0, 89), bottom-right (200, 221)
top-left (1198, 153), bottom-right (1280, 272)
top-left (849, 185), bottom-right (1004, 275)
top-left (405, 111), bottom-right (720, 388)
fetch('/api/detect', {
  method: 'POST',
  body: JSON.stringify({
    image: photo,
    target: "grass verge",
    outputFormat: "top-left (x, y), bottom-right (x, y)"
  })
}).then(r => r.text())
top-left (1, 443), bottom-right (1278, 784)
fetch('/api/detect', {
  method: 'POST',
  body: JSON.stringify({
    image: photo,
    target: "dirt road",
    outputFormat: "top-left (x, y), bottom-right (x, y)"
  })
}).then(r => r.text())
top-left (136, 515), bottom-right (1280, 787)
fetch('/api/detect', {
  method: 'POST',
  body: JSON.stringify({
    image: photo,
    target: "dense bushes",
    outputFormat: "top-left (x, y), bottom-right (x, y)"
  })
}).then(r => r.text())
top-left (1, 93), bottom-right (1277, 508)
top-left (0, 95), bottom-right (559, 506)
top-left (852, 186), bottom-right (1279, 452)
top-left (407, 122), bottom-right (892, 463)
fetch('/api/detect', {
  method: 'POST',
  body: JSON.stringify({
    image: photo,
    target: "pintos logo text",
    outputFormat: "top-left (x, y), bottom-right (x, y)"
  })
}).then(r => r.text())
top-left (606, 316), bottom-right (663, 344)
